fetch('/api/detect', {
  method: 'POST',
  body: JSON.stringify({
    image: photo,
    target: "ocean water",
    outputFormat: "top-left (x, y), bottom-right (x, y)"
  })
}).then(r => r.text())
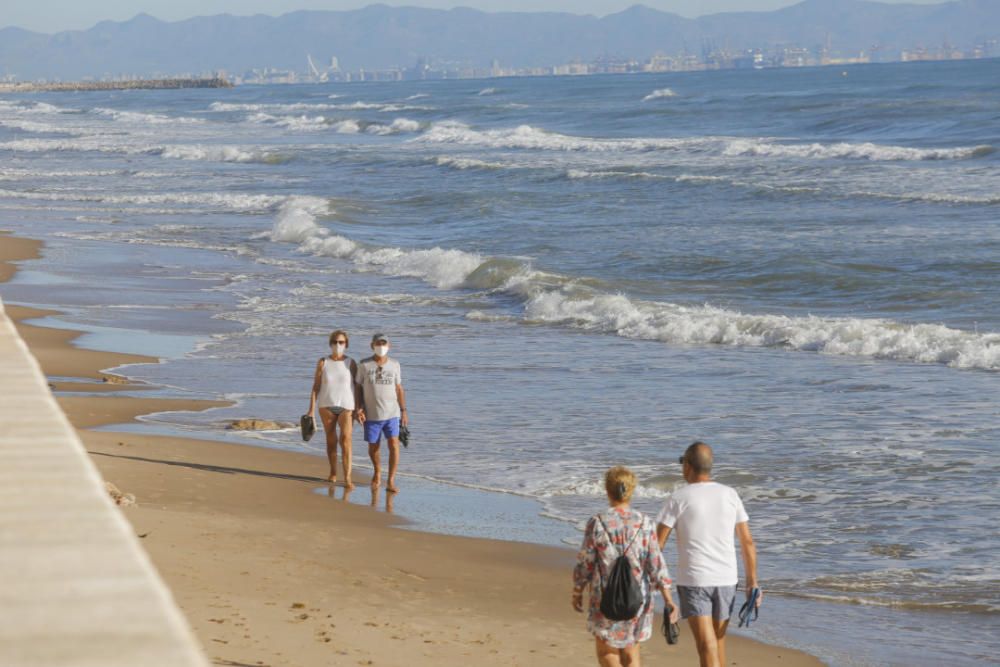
top-left (1, 59), bottom-right (998, 665)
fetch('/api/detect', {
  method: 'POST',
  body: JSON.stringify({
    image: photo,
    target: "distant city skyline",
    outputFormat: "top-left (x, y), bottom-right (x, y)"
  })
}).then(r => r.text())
top-left (4, 0), bottom-right (950, 34)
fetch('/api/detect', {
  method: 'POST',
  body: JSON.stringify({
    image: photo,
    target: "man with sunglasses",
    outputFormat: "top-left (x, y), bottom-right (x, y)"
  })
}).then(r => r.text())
top-left (656, 441), bottom-right (760, 667)
top-left (355, 333), bottom-right (407, 492)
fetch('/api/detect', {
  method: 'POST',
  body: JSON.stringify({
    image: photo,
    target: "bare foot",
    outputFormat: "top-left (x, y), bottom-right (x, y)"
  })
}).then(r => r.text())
top-left (327, 474), bottom-right (337, 484)
top-left (386, 483), bottom-right (399, 494)
top-left (345, 480), bottom-right (355, 490)
top-left (370, 477), bottom-right (381, 488)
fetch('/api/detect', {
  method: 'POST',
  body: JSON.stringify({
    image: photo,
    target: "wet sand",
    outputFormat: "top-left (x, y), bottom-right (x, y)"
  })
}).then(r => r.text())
top-left (0, 232), bottom-right (823, 666)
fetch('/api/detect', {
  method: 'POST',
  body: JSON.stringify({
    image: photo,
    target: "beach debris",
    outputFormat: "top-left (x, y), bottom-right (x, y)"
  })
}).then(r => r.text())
top-left (101, 374), bottom-right (129, 384)
top-left (290, 602), bottom-right (306, 609)
top-left (105, 482), bottom-right (136, 506)
top-left (137, 532), bottom-right (150, 538)
top-left (226, 418), bottom-right (295, 431)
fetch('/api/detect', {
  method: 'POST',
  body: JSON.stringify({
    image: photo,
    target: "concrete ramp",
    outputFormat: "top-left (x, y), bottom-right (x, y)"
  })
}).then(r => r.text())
top-left (0, 298), bottom-right (208, 667)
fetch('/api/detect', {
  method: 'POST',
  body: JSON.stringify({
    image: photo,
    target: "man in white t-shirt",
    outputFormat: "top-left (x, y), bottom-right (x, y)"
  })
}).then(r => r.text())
top-left (656, 442), bottom-right (760, 667)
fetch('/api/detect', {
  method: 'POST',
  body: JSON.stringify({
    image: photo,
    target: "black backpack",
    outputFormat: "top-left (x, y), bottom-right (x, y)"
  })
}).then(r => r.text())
top-left (596, 515), bottom-right (644, 621)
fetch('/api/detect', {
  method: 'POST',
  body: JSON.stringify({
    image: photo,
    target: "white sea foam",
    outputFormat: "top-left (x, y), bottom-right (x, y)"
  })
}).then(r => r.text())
top-left (544, 478), bottom-right (674, 500)
top-left (723, 138), bottom-right (994, 161)
top-left (157, 144), bottom-right (281, 163)
top-left (267, 208), bottom-right (1000, 371)
top-left (365, 118), bottom-right (422, 135)
top-left (642, 87), bottom-right (677, 101)
top-left (209, 101), bottom-right (336, 112)
top-left (331, 120), bottom-right (360, 134)
top-left (0, 188), bottom-right (286, 212)
top-left (268, 199), bottom-right (483, 289)
top-left (94, 107), bottom-right (204, 125)
top-left (0, 118), bottom-right (85, 134)
top-left (217, 100), bottom-right (428, 113)
top-left (0, 100), bottom-right (76, 115)
top-left (477, 87), bottom-right (499, 96)
top-left (433, 156), bottom-right (511, 170)
top-left (415, 122), bottom-right (993, 162)
top-left (415, 121), bottom-right (700, 152)
top-left (332, 101), bottom-right (414, 112)
top-left (566, 168), bottom-right (663, 180)
top-left (521, 291), bottom-right (1000, 370)
top-left (0, 168), bottom-right (121, 180)
top-left (405, 93), bottom-right (430, 100)
top-left (850, 189), bottom-right (1000, 206)
top-left (0, 137), bottom-right (281, 163)
top-left (248, 112), bottom-right (329, 130)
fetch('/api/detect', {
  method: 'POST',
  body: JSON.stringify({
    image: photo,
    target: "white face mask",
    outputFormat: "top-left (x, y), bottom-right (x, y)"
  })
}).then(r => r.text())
top-left (373, 345), bottom-right (389, 357)
top-left (332, 343), bottom-right (346, 355)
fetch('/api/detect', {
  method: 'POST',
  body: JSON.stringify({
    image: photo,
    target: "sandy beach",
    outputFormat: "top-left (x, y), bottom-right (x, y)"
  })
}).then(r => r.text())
top-left (1, 232), bottom-right (823, 666)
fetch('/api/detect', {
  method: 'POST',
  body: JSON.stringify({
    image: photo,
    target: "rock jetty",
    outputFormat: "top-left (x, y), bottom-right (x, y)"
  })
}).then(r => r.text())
top-left (0, 77), bottom-right (232, 93)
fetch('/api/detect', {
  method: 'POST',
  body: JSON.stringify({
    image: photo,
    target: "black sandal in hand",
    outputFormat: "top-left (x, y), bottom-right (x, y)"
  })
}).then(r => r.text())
top-left (661, 608), bottom-right (680, 645)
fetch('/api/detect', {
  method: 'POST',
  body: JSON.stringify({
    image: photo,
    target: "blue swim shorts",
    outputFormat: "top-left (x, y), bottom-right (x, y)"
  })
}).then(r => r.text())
top-left (677, 585), bottom-right (737, 620)
top-left (364, 417), bottom-right (400, 444)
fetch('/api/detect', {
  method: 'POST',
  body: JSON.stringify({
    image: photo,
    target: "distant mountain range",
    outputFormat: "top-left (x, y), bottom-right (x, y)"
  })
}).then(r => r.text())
top-left (1, 0), bottom-right (998, 80)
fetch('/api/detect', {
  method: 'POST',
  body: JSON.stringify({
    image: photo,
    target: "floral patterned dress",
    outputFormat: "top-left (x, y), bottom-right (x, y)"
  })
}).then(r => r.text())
top-left (573, 506), bottom-right (672, 648)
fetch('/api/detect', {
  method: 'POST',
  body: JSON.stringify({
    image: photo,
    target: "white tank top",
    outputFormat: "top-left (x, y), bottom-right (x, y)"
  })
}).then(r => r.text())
top-left (317, 356), bottom-right (355, 410)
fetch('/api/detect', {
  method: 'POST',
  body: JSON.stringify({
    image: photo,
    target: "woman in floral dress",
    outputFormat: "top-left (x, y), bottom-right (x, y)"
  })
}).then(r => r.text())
top-left (573, 466), bottom-right (679, 666)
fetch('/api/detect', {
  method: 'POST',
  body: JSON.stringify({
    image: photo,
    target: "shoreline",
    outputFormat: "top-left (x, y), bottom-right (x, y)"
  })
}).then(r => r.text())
top-left (0, 232), bottom-right (823, 666)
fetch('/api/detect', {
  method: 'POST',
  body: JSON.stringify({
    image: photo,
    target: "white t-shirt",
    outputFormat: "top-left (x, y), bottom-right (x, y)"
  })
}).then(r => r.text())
top-left (656, 481), bottom-right (749, 587)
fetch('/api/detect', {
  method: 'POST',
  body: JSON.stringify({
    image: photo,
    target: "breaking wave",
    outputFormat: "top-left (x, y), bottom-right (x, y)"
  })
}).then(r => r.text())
top-left (210, 100), bottom-right (430, 113)
top-left (0, 118), bottom-right (87, 135)
top-left (642, 88), bottom-right (677, 101)
top-left (157, 144), bottom-right (283, 163)
top-left (415, 121), bottom-right (700, 152)
top-left (723, 139), bottom-right (994, 161)
top-left (94, 108), bottom-right (205, 125)
top-left (365, 118), bottom-right (422, 135)
top-left (433, 156), bottom-right (511, 171)
top-left (0, 137), bottom-right (283, 163)
top-left (565, 168), bottom-right (663, 180)
top-left (266, 203), bottom-right (1000, 371)
top-left (0, 100), bottom-right (77, 115)
top-left (247, 112), bottom-right (329, 130)
top-left (331, 120), bottom-right (360, 134)
top-left (0, 188), bottom-right (286, 212)
top-left (246, 113), bottom-right (420, 135)
top-left (268, 197), bottom-right (482, 289)
top-left (414, 122), bottom-right (993, 161)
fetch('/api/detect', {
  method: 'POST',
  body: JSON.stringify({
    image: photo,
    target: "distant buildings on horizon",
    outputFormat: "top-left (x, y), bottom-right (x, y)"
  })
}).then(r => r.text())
top-left (6, 39), bottom-right (996, 86)
top-left (232, 38), bottom-right (1000, 85)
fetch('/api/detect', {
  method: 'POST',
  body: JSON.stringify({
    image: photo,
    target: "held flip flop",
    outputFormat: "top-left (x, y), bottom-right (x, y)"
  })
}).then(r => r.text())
top-left (300, 414), bottom-right (316, 442)
top-left (399, 424), bottom-right (410, 448)
top-left (738, 587), bottom-right (761, 628)
top-left (661, 611), bottom-right (680, 645)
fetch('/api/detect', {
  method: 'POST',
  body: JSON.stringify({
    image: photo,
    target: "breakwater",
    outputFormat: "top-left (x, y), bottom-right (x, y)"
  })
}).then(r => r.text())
top-left (0, 77), bottom-right (232, 93)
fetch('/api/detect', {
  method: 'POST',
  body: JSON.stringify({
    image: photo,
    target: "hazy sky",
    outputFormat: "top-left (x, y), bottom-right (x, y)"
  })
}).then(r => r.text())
top-left (6, 0), bottom-right (948, 33)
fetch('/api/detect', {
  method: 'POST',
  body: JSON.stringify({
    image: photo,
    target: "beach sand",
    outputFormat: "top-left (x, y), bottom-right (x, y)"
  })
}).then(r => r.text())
top-left (1, 232), bottom-right (823, 666)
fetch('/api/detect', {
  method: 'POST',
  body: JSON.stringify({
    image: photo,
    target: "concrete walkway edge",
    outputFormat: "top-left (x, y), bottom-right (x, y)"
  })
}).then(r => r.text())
top-left (0, 297), bottom-right (209, 667)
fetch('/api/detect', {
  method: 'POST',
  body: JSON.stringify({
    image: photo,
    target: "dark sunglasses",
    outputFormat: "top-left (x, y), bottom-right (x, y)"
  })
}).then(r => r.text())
top-left (333, 340), bottom-right (347, 345)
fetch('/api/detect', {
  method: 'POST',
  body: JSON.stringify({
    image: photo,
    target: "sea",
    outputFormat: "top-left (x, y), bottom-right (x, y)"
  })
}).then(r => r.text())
top-left (0, 59), bottom-right (998, 666)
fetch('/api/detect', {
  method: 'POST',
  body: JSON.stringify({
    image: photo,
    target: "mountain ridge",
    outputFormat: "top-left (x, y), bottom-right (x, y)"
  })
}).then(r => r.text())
top-left (0, 1), bottom-right (996, 79)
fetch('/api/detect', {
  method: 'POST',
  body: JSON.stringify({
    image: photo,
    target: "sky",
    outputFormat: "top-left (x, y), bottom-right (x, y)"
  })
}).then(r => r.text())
top-left (5, 0), bottom-right (948, 34)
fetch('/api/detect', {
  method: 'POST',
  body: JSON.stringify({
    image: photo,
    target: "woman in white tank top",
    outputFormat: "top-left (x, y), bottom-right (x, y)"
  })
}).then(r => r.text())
top-left (308, 329), bottom-right (358, 487)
